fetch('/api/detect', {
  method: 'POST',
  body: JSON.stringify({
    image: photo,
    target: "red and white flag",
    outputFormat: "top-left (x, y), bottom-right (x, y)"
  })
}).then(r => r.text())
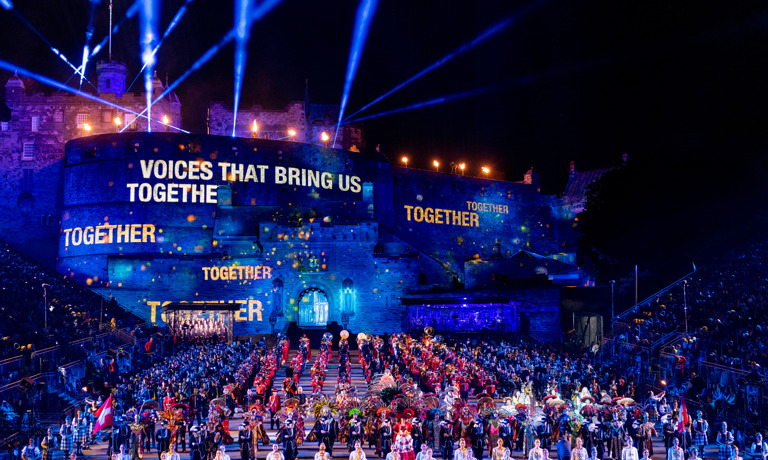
top-left (92, 394), bottom-right (114, 435)
top-left (678, 395), bottom-right (689, 433)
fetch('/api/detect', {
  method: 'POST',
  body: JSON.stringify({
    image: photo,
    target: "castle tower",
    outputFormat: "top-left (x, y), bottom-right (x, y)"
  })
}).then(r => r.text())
top-left (5, 72), bottom-right (25, 102)
top-left (96, 61), bottom-right (128, 97)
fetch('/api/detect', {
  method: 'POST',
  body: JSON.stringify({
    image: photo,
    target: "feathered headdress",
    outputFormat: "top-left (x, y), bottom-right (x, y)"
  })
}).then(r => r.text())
top-left (311, 397), bottom-right (339, 419)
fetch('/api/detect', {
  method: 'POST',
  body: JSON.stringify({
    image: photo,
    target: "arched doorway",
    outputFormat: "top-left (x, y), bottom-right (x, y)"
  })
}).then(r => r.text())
top-left (298, 288), bottom-right (329, 327)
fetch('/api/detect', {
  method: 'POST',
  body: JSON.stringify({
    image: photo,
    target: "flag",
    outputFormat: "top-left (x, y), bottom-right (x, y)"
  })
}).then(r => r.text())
top-left (93, 394), bottom-right (114, 435)
top-left (678, 395), bottom-right (689, 433)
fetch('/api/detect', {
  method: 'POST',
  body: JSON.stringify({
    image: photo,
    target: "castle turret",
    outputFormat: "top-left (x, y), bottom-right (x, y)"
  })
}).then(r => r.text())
top-left (5, 72), bottom-right (25, 102)
top-left (96, 61), bottom-right (128, 97)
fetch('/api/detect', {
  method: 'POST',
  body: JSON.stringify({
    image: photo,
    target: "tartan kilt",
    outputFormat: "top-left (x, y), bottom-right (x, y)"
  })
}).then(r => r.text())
top-left (74, 428), bottom-right (87, 445)
top-left (43, 447), bottom-right (56, 460)
top-left (60, 435), bottom-right (72, 452)
top-left (718, 445), bottom-right (732, 459)
top-left (694, 433), bottom-right (707, 447)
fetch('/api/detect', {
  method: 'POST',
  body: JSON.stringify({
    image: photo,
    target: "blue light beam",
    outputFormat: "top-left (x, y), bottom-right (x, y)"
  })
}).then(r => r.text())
top-left (232, 0), bottom-right (255, 137)
top-left (0, 58), bottom-right (188, 133)
top-left (79, 0), bottom-right (101, 88)
top-left (4, 6), bottom-right (96, 89)
top-left (121, 0), bottom-right (284, 134)
top-left (126, 0), bottom-right (196, 93)
top-left (333, 0), bottom-right (379, 148)
top-left (343, 62), bottom-right (598, 125)
top-left (343, 0), bottom-right (549, 122)
top-left (139, 0), bottom-right (160, 132)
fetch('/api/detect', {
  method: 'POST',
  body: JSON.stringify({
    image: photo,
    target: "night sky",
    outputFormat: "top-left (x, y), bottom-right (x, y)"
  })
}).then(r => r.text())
top-left (1, 0), bottom-right (767, 194)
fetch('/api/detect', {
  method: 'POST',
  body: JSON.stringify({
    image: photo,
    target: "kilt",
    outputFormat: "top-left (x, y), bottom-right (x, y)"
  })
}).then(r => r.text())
top-left (60, 435), bottom-right (72, 452)
top-left (43, 447), bottom-right (56, 460)
top-left (718, 444), bottom-right (732, 459)
top-left (695, 433), bottom-right (707, 447)
top-left (75, 427), bottom-right (87, 445)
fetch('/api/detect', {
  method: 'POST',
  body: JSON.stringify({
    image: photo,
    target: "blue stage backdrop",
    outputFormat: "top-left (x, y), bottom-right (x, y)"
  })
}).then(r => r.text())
top-left (58, 133), bottom-right (577, 337)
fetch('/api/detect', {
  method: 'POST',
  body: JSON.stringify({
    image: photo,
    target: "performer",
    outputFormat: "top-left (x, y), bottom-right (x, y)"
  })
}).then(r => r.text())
top-left (412, 416), bottom-right (424, 454)
top-left (280, 418), bottom-right (298, 460)
top-left (60, 415), bottom-right (74, 458)
top-left (268, 393), bottom-right (281, 430)
top-left (693, 412), bottom-right (709, 452)
top-left (621, 437), bottom-right (639, 460)
top-left (394, 422), bottom-right (416, 460)
top-left (161, 443), bottom-right (181, 460)
top-left (176, 418), bottom-right (187, 452)
top-left (315, 408), bottom-right (337, 458)
top-left (454, 438), bottom-right (474, 460)
top-left (416, 444), bottom-right (429, 460)
top-left (668, 438), bottom-right (685, 460)
top-left (637, 414), bottom-right (656, 456)
top-left (379, 416), bottom-right (394, 458)
top-left (492, 438), bottom-right (510, 460)
top-left (190, 426), bottom-right (206, 460)
top-left (528, 438), bottom-right (548, 460)
top-left (717, 422), bottom-right (734, 460)
top-left (21, 438), bottom-right (41, 460)
top-left (751, 433), bottom-right (768, 460)
top-left (439, 417), bottom-right (454, 460)
top-left (213, 446), bottom-right (230, 460)
top-left (113, 445), bottom-right (131, 460)
top-left (470, 416), bottom-right (485, 460)
top-left (74, 414), bottom-right (87, 455)
top-left (349, 441), bottom-right (367, 460)
top-left (572, 437), bottom-right (587, 460)
top-left (316, 443), bottom-right (331, 460)
top-left (266, 443), bottom-right (284, 460)
top-left (608, 414), bottom-right (624, 460)
top-left (239, 423), bottom-right (254, 460)
top-left (41, 428), bottom-right (58, 460)
top-left (348, 411), bottom-right (364, 452)
top-left (156, 421), bottom-right (171, 460)
top-left (252, 417), bottom-right (271, 451)
top-left (163, 391), bottom-right (176, 411)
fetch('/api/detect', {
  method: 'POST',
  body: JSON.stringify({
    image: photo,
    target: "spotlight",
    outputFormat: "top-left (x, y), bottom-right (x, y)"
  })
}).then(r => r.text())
top-left (459, 163), bottom-right (465, 175)
top-left (433, 160), bottom-right (439, 172)
top-left (288, 129), bottom-right (296, 141)
top-left (251, 120), bottom-right (258, 138)
top-left (482, 166), bottom-right (490, 177)
top-left (114, 117), bottom-right (122, 133)
top-left (401, 157), bottom-right (408, 168)
top-left (162, 115), bottom-right (169, 132)
top-left (321, 131), bottom-right (329, 147)
top-left (83, 123), bottom-right (92, 132)
top-left (660, 380), bottom-right (666, 386)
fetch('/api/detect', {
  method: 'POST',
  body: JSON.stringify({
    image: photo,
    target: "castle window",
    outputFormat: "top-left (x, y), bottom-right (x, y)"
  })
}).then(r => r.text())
top-left (76, 113), bottom-right (89, 128)
top-left (106, 79), bottom-right (111, 90)
top-left (31, 116), bottom-right (39, 132)
top-left (125, 113), bottom-right (137, 131)
top-left (102, 110), bottom-right (113, 123)
top-left (22, 169), bottom-right (33, 191)
top-left (54, 112), bottom-right (63, 123)
top-left (22, 142), bottom-right (34, 161)
top-left (1, 121), bottom-right (8, 131)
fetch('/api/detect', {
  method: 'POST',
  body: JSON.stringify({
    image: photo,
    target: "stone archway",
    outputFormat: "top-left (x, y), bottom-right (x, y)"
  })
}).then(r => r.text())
top-left (297, 287), bottom-right (329, 327)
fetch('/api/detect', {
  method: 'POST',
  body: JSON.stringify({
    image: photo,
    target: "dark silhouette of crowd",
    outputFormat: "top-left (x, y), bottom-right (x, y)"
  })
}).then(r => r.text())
top-left (0, 242), bottom-right (140, 368)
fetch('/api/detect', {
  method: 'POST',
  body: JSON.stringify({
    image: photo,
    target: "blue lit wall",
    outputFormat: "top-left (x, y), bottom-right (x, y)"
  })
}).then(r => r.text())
top-left (58, 133), bottom-right (571, 336)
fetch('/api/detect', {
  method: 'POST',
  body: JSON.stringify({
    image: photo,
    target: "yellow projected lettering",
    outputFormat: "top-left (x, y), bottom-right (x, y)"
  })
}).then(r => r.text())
top-left (403, 205), bottom-right (479, 228)
top-left (201, 265), bottom-right (273, 281)
top-left (62, 224), bottom-right (156, 247)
